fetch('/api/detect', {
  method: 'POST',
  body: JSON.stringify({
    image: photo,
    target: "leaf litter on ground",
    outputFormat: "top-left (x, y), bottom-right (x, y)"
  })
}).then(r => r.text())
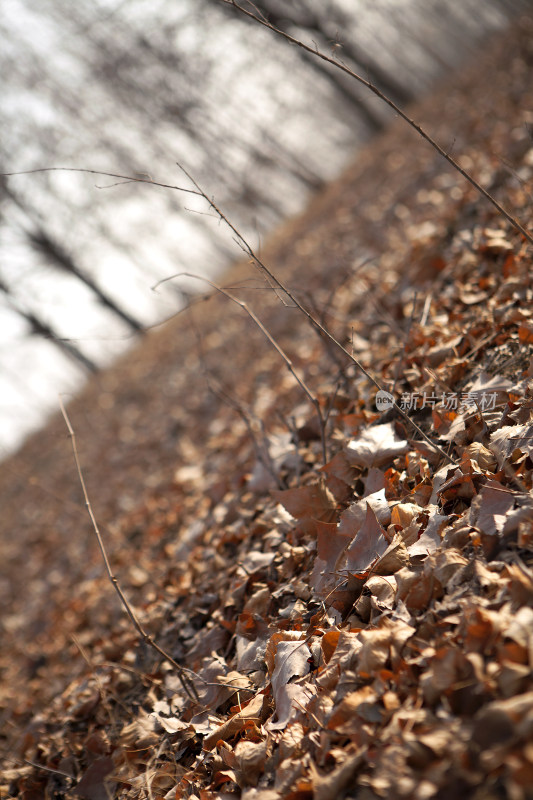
top-left (2, 16), bottom-right (533, 800)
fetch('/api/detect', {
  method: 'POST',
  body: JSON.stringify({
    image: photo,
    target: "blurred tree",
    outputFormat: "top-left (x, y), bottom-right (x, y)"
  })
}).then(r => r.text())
top-left (2, 182), bottom-right (144, 333)
top-left (218, 0), bottom-right (415, 132)
top-left (0, 273), bottom-right (97, 373)
top-left (0, 0), bottom-right (528, 450)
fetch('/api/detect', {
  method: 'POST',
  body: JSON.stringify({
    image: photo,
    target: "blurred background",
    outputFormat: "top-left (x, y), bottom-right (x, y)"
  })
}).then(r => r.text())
top-left (0, 0), bottom-right (528, 456)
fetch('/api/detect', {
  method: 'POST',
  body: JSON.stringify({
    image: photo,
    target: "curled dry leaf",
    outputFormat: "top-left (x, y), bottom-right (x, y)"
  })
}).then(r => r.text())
top-left (203, 693), bottom-right (266, 751)
top-left (365, 574), bottom-right (396, 605)
top-left (267, 638), bottom-right (313, 731)
top-left (343, 504), bottom-right (390, 574)
top-left (463, 442), bottom-right (497, 471)
top-left (371, 534), bottom-right (410, 575)
top-left (469, 479), bottom-right (515, 536)
top-left (395, 561), bottom-right (443, 611)
top-left (346, 423), bottom-right (409, 468)
top-left (390, 501), bottom-right (421, 528)
top-left (272, 480), bottom-right (337, 523)
top-left (490, 422), bottom-right (533, 467)
top-left (232, 739), bottom-right (269, 788)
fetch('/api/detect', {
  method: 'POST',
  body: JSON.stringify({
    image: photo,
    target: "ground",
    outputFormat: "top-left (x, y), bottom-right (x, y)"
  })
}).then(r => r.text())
top-left (1, 16), bottom-right (533, 800)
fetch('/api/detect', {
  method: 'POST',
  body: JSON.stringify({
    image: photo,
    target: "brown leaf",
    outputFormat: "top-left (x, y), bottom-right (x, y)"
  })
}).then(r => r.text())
top-left (463, 442), bottom-right (497, 471)
top-left (468, 371), bottom-right (512, 398)
top-left (319, 451), bottom-right (356, 500)
top-left (203, 693), bottom-right (266, 751)
top-left (391, 502), bottom-right (422, 528)
top-left (321, 630), bottom-right (340, 664)
top-left (232, 739), bottom-right (269, 787)
top-left (266, 636), bottom-right (314, 731)
top-left (490, 423), bottom-right (533, 467)
top-left (327, 686), bottom-right (380, 731)
top-left (365, 574), bottom-right (396, 605)
top-left (470, 692), bottom-right (533, 750)
top-left (343, 505), bottom-right (390, 574)
top-left (470, 480), bottom-right (514, 536)
top-left (317, 631), bottom-right (362, 690)
top-left (395, 561), bottom-right (443, 611)
top-left (339, 489), bottom-right (391, 537)
top-left (310, 748), bottom-right (364, 800)
top-left (271, 639), bottom-right (311, 697)
top-left (265, 631), bottom-right (306, 675)
top-left (518, 321), bottom-right (533, 344)
top-left (272, 481), bottom-right (337, 522)
top-left (357, 619), bottom-right (414, 675)
top-left (266, 682), bottom-right (314, 732)
top-left (310, 521), bottom-right (352, 594)
top-left (73, 757), bottom-right (115, 800)
top-left (346, 422), bottom-right (409, 468)
top-left (503, 562), bottom-right (533, 608)
top-left (372, 535), bottom-right (410, 575)
top-left (407, 507), bottom-right (448, 556)
top-left (432, 549), bottom-right (469, 586)
top-left (363, 466), bottom-right (386, 495)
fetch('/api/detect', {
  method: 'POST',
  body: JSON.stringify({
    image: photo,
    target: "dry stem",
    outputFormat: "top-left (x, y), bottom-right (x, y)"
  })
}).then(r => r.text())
top-left (5, 162), bottom-right (456, 463)
top-left (154, 271), bottom-right (329, 464)
top-left (58, 396), bottom-right (199, 702)
top-left (174, 164), bottom-right (455, 465)
top-left (184, 299), bottom-right (285, 488)
top-left (220, 0), bottom-right (533, 247)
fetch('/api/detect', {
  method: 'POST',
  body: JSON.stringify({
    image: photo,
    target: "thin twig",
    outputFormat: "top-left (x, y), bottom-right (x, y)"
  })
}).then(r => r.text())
top-left (58, 396), bottom-right (199, 702)
top-left (173, 164), bottom-right (455, 464)
top-left (390, 291), bottom-right (418, 397)
top-left (184, 299), bottom-right (284, 488)
top-left (23, 759), bottom-right (75, 780)
top-left (9, 163), bottom-right (454, 462)
top-left (154, 271), bottom-right (329, 464)
top-left (220, 0), bottom-right (533, 247)
top-left (1, 166), bottom-right (200, 197)
top-left (420, 293), bottom-right (433, 327)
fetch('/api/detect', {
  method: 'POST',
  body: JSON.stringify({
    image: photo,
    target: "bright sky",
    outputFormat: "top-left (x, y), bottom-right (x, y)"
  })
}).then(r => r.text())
top-left (0, 0), bottom-right (515, 457)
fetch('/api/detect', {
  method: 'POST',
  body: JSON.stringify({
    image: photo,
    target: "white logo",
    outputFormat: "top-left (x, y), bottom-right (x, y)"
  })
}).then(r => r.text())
top-left (375, 390), bottom-right (394, 412)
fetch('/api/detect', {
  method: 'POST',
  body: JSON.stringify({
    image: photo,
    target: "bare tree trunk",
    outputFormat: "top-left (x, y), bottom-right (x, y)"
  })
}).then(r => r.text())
top-left (0, 277), bottom-right (97, 373)
top-left (2, 185), bottom-right (144, 334)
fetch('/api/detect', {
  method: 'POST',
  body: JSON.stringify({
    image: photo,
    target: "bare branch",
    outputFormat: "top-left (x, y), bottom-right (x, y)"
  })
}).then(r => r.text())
top-left (183, 295), bottom-right (285, 488)
top-left (1, 166), bottom-right (201, 197)
top-left (174, 163), bottom-right (455, 464)
top-left (155, 271), bottom-right (329, 464)
top-left (9, 161), bottom-right (454, 463)
top-left (58, 396), bottom-right (199, 702)
top-left (219, 0), bottom-right (533, 247)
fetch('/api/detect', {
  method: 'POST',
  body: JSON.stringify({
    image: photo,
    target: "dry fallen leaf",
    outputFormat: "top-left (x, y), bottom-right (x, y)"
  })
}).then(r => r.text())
top-left (203, 693), bottom-right (266, 751)
top-left (469, 479), bottom-right (514, 536)
top-left (490, 423), bottom-right (533, 467)
top-left (346, 423), bottom-right (409, 467)
top-left (5, 26), bottom-right (533, 800)
top-left (73, 757), bottom-right (116, 800)
top-left (272, 480), bottom-right (337, 522)
top-left (343, 505), bottom-right (390, 574)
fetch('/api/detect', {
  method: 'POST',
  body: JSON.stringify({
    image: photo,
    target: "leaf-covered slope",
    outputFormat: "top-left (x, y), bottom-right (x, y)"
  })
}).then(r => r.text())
top-left (2, 16), bottom-right (533, 800)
